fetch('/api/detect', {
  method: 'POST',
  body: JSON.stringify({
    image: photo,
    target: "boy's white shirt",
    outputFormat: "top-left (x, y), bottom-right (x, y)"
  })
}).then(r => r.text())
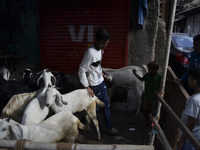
top-left (179, 93), bottom-right (200, 141)
top-left (78, 44), bottom-right (104, 87)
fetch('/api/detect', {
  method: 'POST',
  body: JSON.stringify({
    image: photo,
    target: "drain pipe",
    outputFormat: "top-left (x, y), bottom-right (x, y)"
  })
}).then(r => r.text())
top-left (148, 0), bottom-right (177, 147)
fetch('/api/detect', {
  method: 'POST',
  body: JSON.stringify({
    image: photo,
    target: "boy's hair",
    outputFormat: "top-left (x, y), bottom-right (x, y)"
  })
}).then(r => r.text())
top-left (147, 61), bottom-right (159, 70)
top-left (96, 29), bottom-right (110, 41)
top-left (188, 67), bottom-right (200, 85)
top-left (193, 34), bottom-right (200, 43)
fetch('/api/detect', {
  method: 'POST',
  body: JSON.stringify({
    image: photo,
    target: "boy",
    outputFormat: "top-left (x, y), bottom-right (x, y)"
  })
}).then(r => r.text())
top-left (132, 61), bottom-right (162, 127)
top-left (78, 29), bottom-right (119, 135)
top-left (176, 34), bottom-right (200, 95)
top-left (177, 67), bottom-right (200, 150)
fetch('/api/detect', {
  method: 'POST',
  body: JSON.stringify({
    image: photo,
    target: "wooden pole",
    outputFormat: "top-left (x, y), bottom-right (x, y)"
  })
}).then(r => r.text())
top-left (157, 0), bottom-right (177, 120)
top-left (149, 115), bottom-right (172, 150)
top-left (149, 0), bottom-right (177, 146)
top-left (0, 55), bottom-right (26, 59)
top-left (0, 139), bottom-right (155, 150)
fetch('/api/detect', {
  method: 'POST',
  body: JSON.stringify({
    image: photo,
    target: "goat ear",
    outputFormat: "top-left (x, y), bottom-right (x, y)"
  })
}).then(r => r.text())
top-left (22, 72), bottom-right (25, 79)
top-left (30, 73), bottom-right (33, 79)
top-left (7, 72), bottom-right (10, 80)
top-left (51, 76), bottom-right (56, 86)
top-left (37, 73), bottom-right (43, 86)
top-left (5, 118), bottom-right (10, 122)
top-left (9, 124), bottom-right (23, 139)
top-left (55, 93), bottom-right (63, 107)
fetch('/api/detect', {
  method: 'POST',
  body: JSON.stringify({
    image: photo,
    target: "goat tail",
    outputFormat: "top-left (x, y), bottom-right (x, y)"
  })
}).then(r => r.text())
top-left (0, 113), bottom-right (3, 119)
top-left (0, 112), bottom-right (6, 119)
top-left (95, 98), bottom-right (105, 108)
top-left (78, 120), bottom-right (86, 130)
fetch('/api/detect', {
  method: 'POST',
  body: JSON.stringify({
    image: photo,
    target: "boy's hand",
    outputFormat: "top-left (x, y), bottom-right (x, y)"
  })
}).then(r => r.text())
top-left (132, 69), bottom-right (136, 75)
top-left (102, 73), bottom-right (111, 82)
top-left (177, 139), bottom-right (184, 150)
top-left (174, 78), bottom-right (182, 85)
top-left (86, 86), bottom-right (94, 97)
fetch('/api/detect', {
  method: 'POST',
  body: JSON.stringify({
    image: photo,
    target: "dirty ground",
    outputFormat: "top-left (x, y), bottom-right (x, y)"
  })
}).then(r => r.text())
top-left (74, 109), bottom-right (163, 150)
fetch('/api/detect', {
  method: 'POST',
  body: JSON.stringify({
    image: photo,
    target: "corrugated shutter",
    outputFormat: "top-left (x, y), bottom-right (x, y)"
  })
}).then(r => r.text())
top-left (40, 0), bottom-right (130, 74)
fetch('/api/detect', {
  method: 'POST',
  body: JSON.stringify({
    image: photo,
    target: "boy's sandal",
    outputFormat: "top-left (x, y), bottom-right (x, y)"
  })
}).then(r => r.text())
top-left (106, 128), bottom-right (120, 135)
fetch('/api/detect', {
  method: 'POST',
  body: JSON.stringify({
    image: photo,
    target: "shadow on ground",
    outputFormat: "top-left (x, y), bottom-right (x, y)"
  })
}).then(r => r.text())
top-left (74, 109), bottom-right (163, 150)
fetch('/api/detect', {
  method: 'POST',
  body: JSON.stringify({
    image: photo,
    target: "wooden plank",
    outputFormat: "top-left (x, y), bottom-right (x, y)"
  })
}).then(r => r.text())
top-left (162, 67), bottom-right (189, 149)
top-left (157, 93), bottom-right (200, 150)
top-left (149, 115), bottom-right (172, 150)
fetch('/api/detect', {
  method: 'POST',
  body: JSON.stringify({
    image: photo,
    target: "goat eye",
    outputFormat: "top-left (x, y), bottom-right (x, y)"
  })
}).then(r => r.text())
top-left (2, 128), bottom-right (6, 131)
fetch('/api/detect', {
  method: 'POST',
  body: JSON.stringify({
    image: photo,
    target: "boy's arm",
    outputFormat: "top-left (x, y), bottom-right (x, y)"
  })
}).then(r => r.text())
top-left (178, 116), bottom-right (196, 150)
top-left (180, 70), bottom-right (189, 82)
top-left (132, 69), bottom-right (144, 81)
top-left (180, 52), bottom-right (195, 82)
top-left (78, 52), bottom-right (94, 97)
top-left (166, 79), bottom-right (175, 84)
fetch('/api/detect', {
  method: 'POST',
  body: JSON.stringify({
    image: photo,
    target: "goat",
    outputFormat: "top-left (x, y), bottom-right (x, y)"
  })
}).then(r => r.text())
top-left (102, 65), bottom-right (148, 116)
top-left (1, 89), bottom-right (42, 123)
top-left (45, 87), bottom-right (105, 140)
top-left (1, 69), bottom-right (57, 121)
top-left (22, 86), bottom-right (67, 125)
top-left (22, 68), bottom-right (33, 82)
top-left (21, 88), bottom-right (50, 125)
top-left (37, 69), bottom-right (56, 88)
top-left (0, 111), bottom-right (85, 143)
top-left (0, 67), bottom-right (12, 81)
top-left (22, 69), bottom-right (55, 91)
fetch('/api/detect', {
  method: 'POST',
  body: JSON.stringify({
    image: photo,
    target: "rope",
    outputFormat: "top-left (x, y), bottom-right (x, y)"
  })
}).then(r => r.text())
top-left (74, 143), bottom-right (78, 150)
top-left (14, 139), bottom-right (30, 150)
top-left (56, 142), bottom-right (78, 150)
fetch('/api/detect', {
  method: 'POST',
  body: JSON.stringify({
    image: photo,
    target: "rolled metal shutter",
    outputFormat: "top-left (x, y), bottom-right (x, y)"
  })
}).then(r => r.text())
top-left (40, 0), bottom-right (130, 74)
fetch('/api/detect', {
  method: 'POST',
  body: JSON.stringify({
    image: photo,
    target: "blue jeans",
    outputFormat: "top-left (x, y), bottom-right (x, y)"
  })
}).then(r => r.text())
top-left (90, 81), bottom-right (112, 130)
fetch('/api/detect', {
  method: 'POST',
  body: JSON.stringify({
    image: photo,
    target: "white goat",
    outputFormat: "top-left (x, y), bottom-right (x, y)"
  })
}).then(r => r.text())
top-left (37, 69), bottom-right (56, 88)
top-left (21, 88), bottom-right (50, 125)
top-left (1, 89), bottom-right (42, 123)
top-left (0, 111), bottom-right (85, 143)
top-left (102, 65), bottom-right (148, 116)
top-left (21, 70), bottom-right (66, 125)
top-left (22, 87), bottom-right (67, 125)
top-left (45, 87), bottom-right (105, 140)
top-left (0, 67), bottom-right (12, 80)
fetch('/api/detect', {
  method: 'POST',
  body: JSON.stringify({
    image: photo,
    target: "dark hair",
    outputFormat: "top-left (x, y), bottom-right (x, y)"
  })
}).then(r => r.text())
top-left (147, 61), bottom-right (159, 70)
top-left (188, 67), bottom-right (200, 85)
top-left (96, 29), bottom-right (110, 41)
top-left (193, 34), bottom-right (200, 43)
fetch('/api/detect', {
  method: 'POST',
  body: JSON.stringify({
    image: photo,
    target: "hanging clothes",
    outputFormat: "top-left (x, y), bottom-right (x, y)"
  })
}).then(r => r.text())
top-left (138, 0), bottom-right (148, 27)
